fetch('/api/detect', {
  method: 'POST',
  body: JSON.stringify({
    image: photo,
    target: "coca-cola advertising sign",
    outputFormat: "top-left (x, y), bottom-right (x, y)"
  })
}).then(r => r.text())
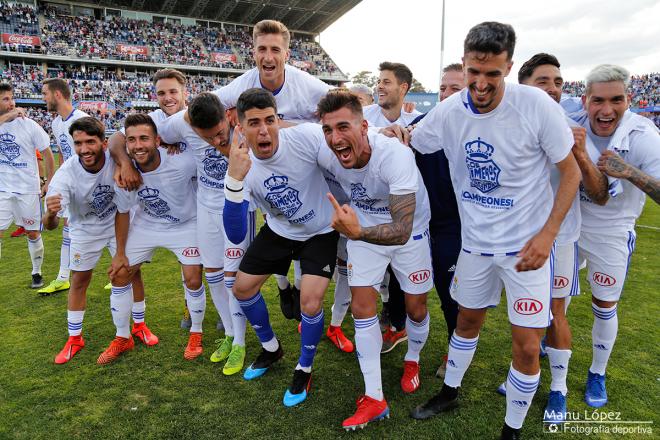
top-left (291, 60), bottom-right (312, 70)
top-left (77, 101), bottom-right (109, 113)
top-left (211, 52), bottom-right (237, 63)
top-left (2, 34), bottom-right (41, 46)
top-left (116, 44), bottom-right (148, 56)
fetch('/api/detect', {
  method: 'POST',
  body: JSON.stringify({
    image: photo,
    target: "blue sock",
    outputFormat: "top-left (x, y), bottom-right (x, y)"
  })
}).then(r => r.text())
top-left (237, 291), bottom-right (275, 345)
top-left (298, 310), bottom-right (324, 370)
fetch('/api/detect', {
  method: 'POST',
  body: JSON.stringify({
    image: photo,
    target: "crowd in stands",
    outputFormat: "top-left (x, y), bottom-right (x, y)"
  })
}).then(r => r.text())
top-left (0, 2), bottom-right (39, 36)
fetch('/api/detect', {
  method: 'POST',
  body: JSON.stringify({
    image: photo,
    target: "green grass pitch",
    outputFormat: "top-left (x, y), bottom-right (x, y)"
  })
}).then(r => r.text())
top-left (0, 201), bottom-right (657, 439)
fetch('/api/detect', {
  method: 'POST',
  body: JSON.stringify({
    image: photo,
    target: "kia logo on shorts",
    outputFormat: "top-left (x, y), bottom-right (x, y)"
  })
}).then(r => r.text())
top-left (553, 276), bottom-right (568, 289)
top-left (225, 248), bottom-right (244, 259)
top-left (593, 272), bottom-right (616, 286)
top-left (513, 298), bottom-right (543, 315)
top-left (22, 217), bottom-right (35, 226)
top-left (182, 247), bottom-right (200, 257)
top-left (408, 270), bottom-right (431, 284)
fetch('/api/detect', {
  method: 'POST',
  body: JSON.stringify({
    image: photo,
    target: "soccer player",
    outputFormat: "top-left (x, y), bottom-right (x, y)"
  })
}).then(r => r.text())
top-left (572, 64), bottom-right (660, 408)
top-left (105, 113), bottom-right (204, 364)
top-left (362, 62), bottom-right (421, 127)
top-left (38, 78), bottom-right (89, 295)
top-left (317, 90), bottom-right (433, 430)
top-left (214, 19), bottom-right (333, 307)
top-left (109, 68), bottom-right (191, 329)
top-left (223, 88), bottom-right (338, 407)
top-left (413, 63), bottom-right (465, 378)
top-left (0, 83), bottom-right (54, 288)
top-left (44, 116), bottom-right (157, 364)
top-left (407, 22), bottom-right (580, 440)
top-left (157, 92), bottom-right (250, 375)
top-left (510, 53), bottom-right (610, 422)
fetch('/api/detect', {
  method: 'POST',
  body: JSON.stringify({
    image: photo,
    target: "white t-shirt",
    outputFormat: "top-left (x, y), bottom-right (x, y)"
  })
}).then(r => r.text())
top-left (243, 123), bottom-right (334, 240)
top-left (52, 109), bottom-right (89, 162)
top-left (214, 64), bottom-right (332, 123)
top-left (47, 150), bottom-right (116, 239)
top-left (411, 84), bottom-right (574, 254)
top-left (580, 118), bottom-right (660, 234)
top-left (115, 149), bottom-right (197, 231)
top-left (157, 109), bottom-right (227, 213)
top-left (0, 117), bottom-right (50, 194)
top-left (362, 104), bottom-right (421, 128)
top-left (551, 117), bottom-right (582, 244)
top-left (318, 131), bottom-right (431, 235)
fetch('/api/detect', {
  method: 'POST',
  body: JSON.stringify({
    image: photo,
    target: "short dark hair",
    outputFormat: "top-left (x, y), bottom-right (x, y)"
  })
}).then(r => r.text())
top-left (518, 53), bottom-right (561, 84)
top-left (317, 88), bottom-right (363, 119)
top-left (124, 113), bottom-right (157, 136)
top-left (379, 61), bottom-right (413, 90)
top-left (43, 78), bottom-right (71, 100)
top-left (152, 68), bottom-right (187, 87)
top-left (0, 83), bottom-right (13, 94)
top-left (69, 116), bottom-right (105, 140)
top-left (443, 63), bottom-right (463, 73)
top-left (188, 92), bottom-right (226, 129)
top-left (236, 88), bottom-right (277, 121)
top-left (464, 21), bottom-right (516, 60)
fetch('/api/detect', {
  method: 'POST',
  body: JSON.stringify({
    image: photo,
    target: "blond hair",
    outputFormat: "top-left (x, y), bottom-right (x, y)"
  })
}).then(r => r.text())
top-left (253, 19), bottom-right (290, 48)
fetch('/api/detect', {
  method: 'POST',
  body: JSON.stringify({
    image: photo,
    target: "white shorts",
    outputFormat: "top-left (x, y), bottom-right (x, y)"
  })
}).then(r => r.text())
top-left (70, 234), bottom-right (116, 272)
top-left (578, 230), bottom-right (636, 302)
top-left (0, 191), bottom-right (41, 231)
top-left (450, 249), bottom-right (553, 328)
top-left (125, 221), bottom-right (201, 266)
top-left (197, 202), bottom-right (224, 269)
top-left (223, 209), bottom-right (256, 272)
top-left (552, 241), bottom-right (580, 299)
top-left (347, 229), bottom-right (433, 295)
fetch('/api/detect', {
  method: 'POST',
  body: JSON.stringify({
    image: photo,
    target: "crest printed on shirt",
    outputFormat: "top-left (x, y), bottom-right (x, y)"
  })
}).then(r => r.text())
top-left (264, 174), bottom-right (302, 218)
top-left (465, 137), bottom-right (501, 193)
top-left (137, 186), bottom-right (178, 221)
top-left (58, 133), bottom-right (72, 158)
top-left (88, 184), bottom-right (115, 217)
top-left (202, 147), bottom-right (227, 181)
top-left (0, 133), bottom-right (21, 162)
top-left (350, 183), bottom-right (377, 208)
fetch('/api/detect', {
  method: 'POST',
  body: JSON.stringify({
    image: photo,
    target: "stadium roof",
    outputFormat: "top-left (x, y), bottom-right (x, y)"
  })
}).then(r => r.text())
top-left (85, 0), bottom-right (362, 34)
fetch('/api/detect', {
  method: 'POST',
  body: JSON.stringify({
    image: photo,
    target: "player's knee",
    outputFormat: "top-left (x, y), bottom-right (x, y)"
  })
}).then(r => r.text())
top-left (26, 230), bottom-right (40, 240)
top-left (110, 268), bottom-right (131, 287)
top-left (184, 277), bottom-right (202, 291)
top-left (300, 294), bottom-right (322, 316)
top-left (231, 279), bottom-right (251, 299)
top-left (513, 338), bottom-right (541, 365)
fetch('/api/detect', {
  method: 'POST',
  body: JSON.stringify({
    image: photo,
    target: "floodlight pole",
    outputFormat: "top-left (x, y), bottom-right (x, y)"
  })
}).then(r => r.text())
top-left (439, 0), bottom-right (446, 94)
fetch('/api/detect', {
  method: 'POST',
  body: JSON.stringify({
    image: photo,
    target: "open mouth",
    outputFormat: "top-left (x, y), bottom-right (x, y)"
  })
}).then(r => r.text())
top-left (257, 141), bottom-right (272, 150)
top-left (262, 65), bottom-right (276, 73)
top-left (333, 145), bottom-right (352, 161)
top-left (596, 117), bottom-right (616, 133)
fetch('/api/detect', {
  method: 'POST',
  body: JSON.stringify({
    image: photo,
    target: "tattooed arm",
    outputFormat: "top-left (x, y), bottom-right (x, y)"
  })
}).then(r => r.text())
top-left (327, 192), bottom-right (416, 246)
top-left (598, 150), bottom-right (660, 205)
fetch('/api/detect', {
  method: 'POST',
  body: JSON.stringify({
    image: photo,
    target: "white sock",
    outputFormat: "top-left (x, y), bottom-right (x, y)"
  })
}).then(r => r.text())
top-left (27, 236), bottom-right (44, 275)
top-left (546, 347), bottom-right (571, 395)
top-left (225, 276), bottom-right (246, 346)
top-left (444, 332), bottom-right (479, 388)
top-left (404, 313), bottom-right (430, 362)
top-left (293, 260), bottom-right (301, 290)
top-left (110, 284), bottom-right (133, 338)
top-left (262, 336), bottom-right (279, 352)
top-left (295, 362), bottom-right (312, 373)
top-left (505, 364), bottom-right (540, 429)
top-left (131, 300), bottom-right (145, 324)
top-left (379, 271), bottom-right (390, 303)
top-left (330, 264), bottom-right (351, 327)
top-left (354, 316), bottom-right (383, 400)
top-left (274, 274), bottom-right (290, 290)
top-left (185, 284), bottom-right (206, 333)
top-left (67, 310), bottom-right (85, 337)
top-left (57, 226), bottom-right (70, 281)
top-left (590, 303), bottom-right (618, 375)
top-left (206, 271), bottom-right (233, 336)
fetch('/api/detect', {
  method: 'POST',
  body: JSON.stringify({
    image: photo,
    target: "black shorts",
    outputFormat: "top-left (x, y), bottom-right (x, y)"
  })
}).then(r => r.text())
top-left (239, 223), bottom-right (339, 279)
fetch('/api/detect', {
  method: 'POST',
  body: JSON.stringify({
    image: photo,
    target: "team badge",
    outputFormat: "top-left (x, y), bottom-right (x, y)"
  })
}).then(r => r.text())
top-left (0, 133), bottom-right (20, 161)
top-left (72, 253), bottom-right (82, 266)
top-left (138, 186), bottom-right (178, 222)
top-left (89, 184), bottom-right (115, 217)
top-left (58, 133), bottom-right (72, 158)
top-left (465, 137), bottom-right (500, 194)
top-left (202, 147), bottom-right (227, 181)
top-left (350, 183), bottom-right (377, 208)
top-left (264, 174), bottom-right (302, 218)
